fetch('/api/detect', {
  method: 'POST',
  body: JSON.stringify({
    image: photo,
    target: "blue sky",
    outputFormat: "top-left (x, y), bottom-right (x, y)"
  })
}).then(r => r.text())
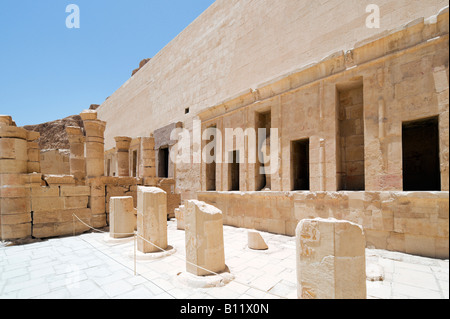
top-left (0, 0), bottom-right (215, 126)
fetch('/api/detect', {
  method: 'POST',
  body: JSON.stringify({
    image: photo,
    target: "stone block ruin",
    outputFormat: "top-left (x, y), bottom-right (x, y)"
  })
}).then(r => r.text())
top-left (1, 2), bottom-right (449, 299)
top-left (0, 111), bottom-right (181, 241)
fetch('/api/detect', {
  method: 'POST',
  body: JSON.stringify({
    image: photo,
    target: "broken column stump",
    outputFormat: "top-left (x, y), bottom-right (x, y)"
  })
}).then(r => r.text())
top-left (296, 218), bottom-right (366, 299)
top-left (185, 200), bottom-right (226, 276)
top-left (66, 126), bottom-right (86, 185)
top-left (109, 196), bottom-right (136, 239)
top-left (137, 186), bottom-right (168, 254)
top-left (248, 230), bottom-right (268, 250)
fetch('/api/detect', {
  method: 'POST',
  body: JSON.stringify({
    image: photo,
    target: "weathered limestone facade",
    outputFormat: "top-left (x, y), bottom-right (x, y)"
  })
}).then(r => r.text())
top-left (194, 7), bottom-right (449, 258)
top-left (1, 1), bottom-right (449, 263)
top-left (97, 0), bottom-right (448, 199)
top-left (40, 149), bottom-right (70, 176)
top-left (296, 218), bottom-right (367, 299)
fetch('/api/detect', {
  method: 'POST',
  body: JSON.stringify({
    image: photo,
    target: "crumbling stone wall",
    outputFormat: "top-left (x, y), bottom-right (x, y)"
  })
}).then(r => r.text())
top-left (1, 112), bottom-right (179, 242)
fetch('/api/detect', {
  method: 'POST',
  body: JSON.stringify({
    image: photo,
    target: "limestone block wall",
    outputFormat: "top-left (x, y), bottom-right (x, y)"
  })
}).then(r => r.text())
top-left (40, 149), bottom-right (70, 175)
top-left (0, 115), bottom-right (94, 240)
top-left (1, 116), bottom-right (33, 240)
top-left (198, 9), bottom-right (449, 194)
top-left (294, 191), bottom-right (449, 259)
top-left (199, 190), bottom-right (449, 259)
top-left (198, 192), bottom-right (297, 236)
top-left (97, 1), bottom-right (448, 200)
top-left (1, 112), bottom-right (176, 241)
top-left (31, 179), bottom-right (91, 239)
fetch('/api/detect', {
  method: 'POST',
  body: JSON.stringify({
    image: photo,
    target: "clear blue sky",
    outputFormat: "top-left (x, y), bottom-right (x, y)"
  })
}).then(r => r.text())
top-left (0, 0), bottom-right (215, 127)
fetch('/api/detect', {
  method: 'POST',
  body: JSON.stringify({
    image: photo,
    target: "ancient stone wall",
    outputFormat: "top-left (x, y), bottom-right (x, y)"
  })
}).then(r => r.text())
top-left (1, 112), bottom-right (177, 242)
top-left (97, 0), bottom-right (448, 200)
top-left (31, 177), bottom-right (91, 239)
top-left (199, 9), bottom-right (449, 194)
top-left (197, 192), bottom-right (296, 236)
top-left (40, 149), bottom-right (70, 175)
top-left (198, 191), bottom-right (449, 259)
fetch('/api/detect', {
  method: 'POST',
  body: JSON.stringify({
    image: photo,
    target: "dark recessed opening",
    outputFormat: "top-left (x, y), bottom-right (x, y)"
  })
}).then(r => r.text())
top-left (107, 159), bottom-right (111, 177)
top-left (256, 111), bottom-right (271, 191)
top-left (229, 150), bottom-right (240, 191)
top-left (185, 108), bottom-right (190, 114)
top-left (291, 139), bottom-right (310, 191)
top-left (158, 148), bottom-right (170, 178)
top-left (132, 150), bottom-right (138, 177)
top-left (402, 117), bottom-right (441, 191)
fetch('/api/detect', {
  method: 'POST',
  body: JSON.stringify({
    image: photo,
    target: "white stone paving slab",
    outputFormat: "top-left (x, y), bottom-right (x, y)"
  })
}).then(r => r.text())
top-left (0, 219), bottom-right (448, 299)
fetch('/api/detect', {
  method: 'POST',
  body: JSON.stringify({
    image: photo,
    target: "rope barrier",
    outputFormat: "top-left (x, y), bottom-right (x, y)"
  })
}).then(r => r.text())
top-left (72, 213), bottom-right (289, 299)
top-left (74, 228), bottom-right (176, 299)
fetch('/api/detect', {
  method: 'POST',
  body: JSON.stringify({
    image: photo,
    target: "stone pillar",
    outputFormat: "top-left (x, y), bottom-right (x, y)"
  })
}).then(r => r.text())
top-left (175, 205), bottom-right (185, 230)
top-left (296, 218), bottom-right (366, 299)
top-left (0, 115), bottom-right (31, 240)
top-left (137, 187), bottom-right (168, 253)
top-left (140, 136), bottom-right (157, 182)
top-left (80, 110), bottom-right (106, 178)
top-left (109, 196), bottom-right (136, 239)
top-left (66, 126), bottom-right (86, 184)
top-left (88, 177), bottom-right (107, 228)
top-left (185, 200), bottom-right (225, 276)
top-left (26, 131), bottom-right (41, 174)
top-left (115, 137), bottom-right (132, 177)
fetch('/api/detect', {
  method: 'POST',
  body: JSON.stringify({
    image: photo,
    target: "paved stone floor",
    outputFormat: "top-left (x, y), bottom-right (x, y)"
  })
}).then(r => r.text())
top-left (0, 220), bottom-right (448, 299)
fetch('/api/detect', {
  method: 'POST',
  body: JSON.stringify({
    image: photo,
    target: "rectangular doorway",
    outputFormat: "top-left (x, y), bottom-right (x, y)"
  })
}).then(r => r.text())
top-left (132, 150), bottom-right (138, 177)
top-left (256, 111), bottom-right (271, 191)
top-left (291, 139), bottom-right (310, 191)
top-left (402, 117), bottom-right (441, 191)
top-left (158, 148), bottom-right (169, 178)
top-left (337, 81), bottom-right (365, 191)
top-left (228, 150), bottom-right (240, 191)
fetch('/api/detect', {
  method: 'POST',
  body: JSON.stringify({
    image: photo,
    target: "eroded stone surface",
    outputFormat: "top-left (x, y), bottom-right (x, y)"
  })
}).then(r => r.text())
top-left (137, 187), bottom-right (168, 254)
top-left (296, 218), bottom-right (367, 299)
top-left (185, 200), bottom-right (226, 276)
